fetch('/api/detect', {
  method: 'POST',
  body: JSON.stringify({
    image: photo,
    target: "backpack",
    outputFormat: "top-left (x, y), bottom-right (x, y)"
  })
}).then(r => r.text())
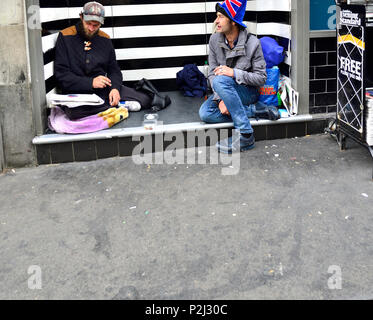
top-left (260, 37), bottom-right (285, 68)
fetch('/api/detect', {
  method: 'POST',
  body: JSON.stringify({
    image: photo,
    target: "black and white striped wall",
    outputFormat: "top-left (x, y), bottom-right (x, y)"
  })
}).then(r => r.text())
top-left (40, 0), bottom-right (292, 99)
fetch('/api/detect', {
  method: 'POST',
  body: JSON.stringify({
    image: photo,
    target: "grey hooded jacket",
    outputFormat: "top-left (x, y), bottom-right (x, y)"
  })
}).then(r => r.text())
top-left (208, 29), bottom-right (267, 100)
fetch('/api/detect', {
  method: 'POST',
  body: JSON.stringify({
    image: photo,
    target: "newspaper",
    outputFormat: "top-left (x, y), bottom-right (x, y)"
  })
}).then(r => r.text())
top-left (278, 75), bottom-right (299, 115)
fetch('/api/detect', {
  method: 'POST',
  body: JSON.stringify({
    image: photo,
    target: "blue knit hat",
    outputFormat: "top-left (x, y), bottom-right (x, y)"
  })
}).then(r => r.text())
top-left (216, 0), bottom-right (247, 29)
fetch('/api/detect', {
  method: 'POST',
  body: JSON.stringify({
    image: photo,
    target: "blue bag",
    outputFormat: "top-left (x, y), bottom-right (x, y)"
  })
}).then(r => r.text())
top-left (259, 66), bottom-right (280, 106)
top-left (260, 37), bottom-right (285, 68)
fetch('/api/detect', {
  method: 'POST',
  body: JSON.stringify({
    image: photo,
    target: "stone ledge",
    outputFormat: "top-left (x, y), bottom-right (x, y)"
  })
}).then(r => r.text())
top-left (34, 115), bottom-right (330, 165)
top-left (33, 114), bottom-right (314, 145)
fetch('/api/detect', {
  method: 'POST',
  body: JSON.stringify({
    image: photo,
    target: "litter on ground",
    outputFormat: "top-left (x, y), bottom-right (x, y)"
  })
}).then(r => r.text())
top-left (362, 193), bottom-right (369, 198)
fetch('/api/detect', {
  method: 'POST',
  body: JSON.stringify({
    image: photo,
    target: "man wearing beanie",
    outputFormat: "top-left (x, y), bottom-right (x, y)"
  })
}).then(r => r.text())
top-left (54, 1), bottom-right (150, 119)
top-left (200, 0), bottom-right (277, 153)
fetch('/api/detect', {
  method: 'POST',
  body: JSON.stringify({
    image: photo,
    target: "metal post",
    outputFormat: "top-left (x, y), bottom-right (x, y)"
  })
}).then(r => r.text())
top-left (291, 0), bottom-right (310, 115)
top-left (0, 122), bottom-right (5, 172)
top-left (25, 0), bottom-right (47, 135)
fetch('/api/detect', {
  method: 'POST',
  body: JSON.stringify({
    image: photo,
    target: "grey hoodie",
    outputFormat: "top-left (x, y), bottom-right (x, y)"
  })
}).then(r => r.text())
top-left (208, 29), bottom-right (267, 100)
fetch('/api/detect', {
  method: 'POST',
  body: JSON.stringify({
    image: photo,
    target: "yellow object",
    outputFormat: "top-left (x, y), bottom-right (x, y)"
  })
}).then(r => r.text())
top-left (98, 107), bottom-right (128, 127)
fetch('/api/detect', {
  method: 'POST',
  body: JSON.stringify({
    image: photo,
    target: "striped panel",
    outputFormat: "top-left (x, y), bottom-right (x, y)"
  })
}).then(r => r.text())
top-left (123, 66), bottom-right (207, 82)
top-left (39, 1), bottom-right (291, 20)
top-left (40, 0), bottom-right (291, 93)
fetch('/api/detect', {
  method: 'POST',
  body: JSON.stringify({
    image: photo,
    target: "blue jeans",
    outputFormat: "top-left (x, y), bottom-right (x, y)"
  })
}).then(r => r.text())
top-left (199, 76), bottom-right (259, 134)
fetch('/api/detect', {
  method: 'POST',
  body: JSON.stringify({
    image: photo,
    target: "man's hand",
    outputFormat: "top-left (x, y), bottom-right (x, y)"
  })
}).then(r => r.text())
top-left (93, 75), bottom-right (112, 89)
top-left (214, 65), bottom-right (234, 78)
top-left (218, 100), bottom-right (230, 116)
top-left (109, 88), bottom-right (120, 107)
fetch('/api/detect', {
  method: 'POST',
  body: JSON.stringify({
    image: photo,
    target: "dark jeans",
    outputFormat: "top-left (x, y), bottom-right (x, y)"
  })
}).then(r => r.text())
top-left (199, 76), bottom-right (259, 134)
top-left (62, 85), bottom-right (151, 120)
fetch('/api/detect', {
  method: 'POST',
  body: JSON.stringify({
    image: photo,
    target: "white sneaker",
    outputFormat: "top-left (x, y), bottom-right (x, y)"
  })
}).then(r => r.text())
top-left (121, 101), bottom-right (141, 112)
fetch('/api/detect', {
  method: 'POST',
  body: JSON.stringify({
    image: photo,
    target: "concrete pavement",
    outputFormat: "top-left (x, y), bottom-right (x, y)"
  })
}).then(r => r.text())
top-left (1, 133), bottom-right (373, 300)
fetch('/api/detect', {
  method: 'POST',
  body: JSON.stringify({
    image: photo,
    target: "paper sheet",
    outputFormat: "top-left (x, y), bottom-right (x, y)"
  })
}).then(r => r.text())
top-left (48, 94), bottom-right (105, 108)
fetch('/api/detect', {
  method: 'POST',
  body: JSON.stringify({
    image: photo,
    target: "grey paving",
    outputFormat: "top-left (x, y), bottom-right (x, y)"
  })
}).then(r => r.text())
top-left (1, 133), bottom-right (373, 300)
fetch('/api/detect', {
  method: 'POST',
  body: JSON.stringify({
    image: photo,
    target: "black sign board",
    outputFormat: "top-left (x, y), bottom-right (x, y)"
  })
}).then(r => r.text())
top-left (337, 4), bottom-right (366, 134)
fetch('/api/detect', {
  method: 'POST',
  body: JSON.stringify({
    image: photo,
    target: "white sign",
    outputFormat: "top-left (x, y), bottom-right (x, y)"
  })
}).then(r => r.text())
top-left (340, 56), bottom-right (362, 81)
top-left (341, 10), bottom-right (362, 26)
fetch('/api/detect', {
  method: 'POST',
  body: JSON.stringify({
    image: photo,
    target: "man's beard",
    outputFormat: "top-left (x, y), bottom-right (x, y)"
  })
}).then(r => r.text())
top-left (77, 20), bottom-right (99, 40)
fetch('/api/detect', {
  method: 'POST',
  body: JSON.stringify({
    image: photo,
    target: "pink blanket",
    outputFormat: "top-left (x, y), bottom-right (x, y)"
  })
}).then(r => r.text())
top-left (48, 106), bottom-right (129, 134)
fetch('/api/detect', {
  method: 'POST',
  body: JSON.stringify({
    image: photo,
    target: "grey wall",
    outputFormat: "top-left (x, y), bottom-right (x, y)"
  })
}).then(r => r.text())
top-left (0, 0), bottom-right (36, 168)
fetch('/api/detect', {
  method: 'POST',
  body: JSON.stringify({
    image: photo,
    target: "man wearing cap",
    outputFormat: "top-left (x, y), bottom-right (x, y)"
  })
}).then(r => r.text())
top-left (199, 0), bottom-right (278, 153)
top-left (54, 1), bottom-right (149, 119)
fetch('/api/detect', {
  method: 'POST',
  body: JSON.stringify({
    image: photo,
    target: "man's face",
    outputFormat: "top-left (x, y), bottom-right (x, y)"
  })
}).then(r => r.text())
top-left (81, 18), bottom-right (101, 39)
top-left (214, 12), bottom-right (233, 33)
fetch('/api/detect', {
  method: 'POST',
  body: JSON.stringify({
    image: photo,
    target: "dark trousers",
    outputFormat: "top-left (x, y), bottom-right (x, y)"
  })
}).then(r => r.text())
top-left (62, 85), bottom-right (152, 120)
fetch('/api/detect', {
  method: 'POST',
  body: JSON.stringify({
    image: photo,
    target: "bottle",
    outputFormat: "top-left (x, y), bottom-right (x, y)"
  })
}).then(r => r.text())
top-left (204, 60), bottom-right (209, 78)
